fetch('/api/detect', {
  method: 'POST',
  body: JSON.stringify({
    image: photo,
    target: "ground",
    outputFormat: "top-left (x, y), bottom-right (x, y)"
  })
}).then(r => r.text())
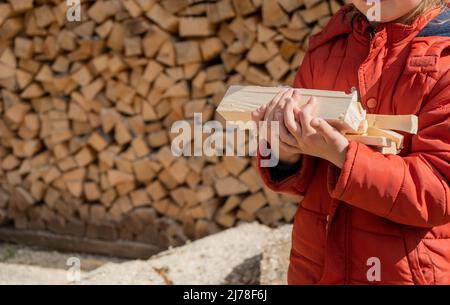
top-left (0, 223), bottom-right (292, 285)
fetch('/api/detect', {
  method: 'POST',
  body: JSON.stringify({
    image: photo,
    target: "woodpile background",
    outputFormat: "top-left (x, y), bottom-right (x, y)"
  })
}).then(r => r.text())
top-left (0, 0), bottom-right (346, 253)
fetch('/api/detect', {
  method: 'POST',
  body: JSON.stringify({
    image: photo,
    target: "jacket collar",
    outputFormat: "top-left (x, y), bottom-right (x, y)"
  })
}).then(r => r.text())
top-left (369, 6), bottom-right (443, 44)
top-left (309, 4), bottom-right (445, 50)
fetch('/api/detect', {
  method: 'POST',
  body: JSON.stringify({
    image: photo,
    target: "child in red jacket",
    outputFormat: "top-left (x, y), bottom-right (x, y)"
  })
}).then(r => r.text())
top-left (252, 0), bottom-right (450, 284)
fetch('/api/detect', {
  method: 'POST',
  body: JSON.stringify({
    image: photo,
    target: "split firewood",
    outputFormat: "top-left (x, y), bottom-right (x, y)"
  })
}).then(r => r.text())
top-left (217, 85), bottom-right (365, 132)
top-left (0, 0), bottom-right (354, 252)
top-left (217, 86), bottom-right (418, 154)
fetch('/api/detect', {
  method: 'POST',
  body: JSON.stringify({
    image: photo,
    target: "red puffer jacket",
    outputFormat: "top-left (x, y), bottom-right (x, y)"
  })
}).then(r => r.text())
top-left (258, 5), bottom-right (450, 284)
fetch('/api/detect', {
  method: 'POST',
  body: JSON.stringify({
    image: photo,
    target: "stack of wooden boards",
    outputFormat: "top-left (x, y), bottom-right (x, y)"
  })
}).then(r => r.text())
top-left (0, 0), bottom-right (348, 254)
top-left (218, 86), bottom-right (418, 154)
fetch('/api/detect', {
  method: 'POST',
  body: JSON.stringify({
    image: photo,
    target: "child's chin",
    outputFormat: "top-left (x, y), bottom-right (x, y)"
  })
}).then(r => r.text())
top-left (365, 14), bottom-right (404, 24)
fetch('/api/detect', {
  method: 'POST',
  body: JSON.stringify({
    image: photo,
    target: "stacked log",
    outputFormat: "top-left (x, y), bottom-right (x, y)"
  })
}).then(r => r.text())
top-left (0, 0), bottom-right (346, 251)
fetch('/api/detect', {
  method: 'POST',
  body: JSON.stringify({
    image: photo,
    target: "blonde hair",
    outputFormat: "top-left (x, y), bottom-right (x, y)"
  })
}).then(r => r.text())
top-left (402, 0), bottom-right (448, 24)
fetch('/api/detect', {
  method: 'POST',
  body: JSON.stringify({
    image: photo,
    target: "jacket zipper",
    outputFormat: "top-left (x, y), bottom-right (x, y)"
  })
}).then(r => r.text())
top-left (358, 27), bottom-right (380, 101)
top-left (369, 27), bottom-right (376, 43)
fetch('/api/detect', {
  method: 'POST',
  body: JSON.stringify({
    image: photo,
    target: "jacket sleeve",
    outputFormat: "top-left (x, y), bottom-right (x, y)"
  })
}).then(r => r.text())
top-left (328, 71), bottom-right (450, 228)
top-left (257, 52), bottom-right (319, 196)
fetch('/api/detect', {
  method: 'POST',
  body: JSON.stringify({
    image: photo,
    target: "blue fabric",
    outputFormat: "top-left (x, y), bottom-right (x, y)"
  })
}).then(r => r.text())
top-left (418, 8), bottom-right (450, 37)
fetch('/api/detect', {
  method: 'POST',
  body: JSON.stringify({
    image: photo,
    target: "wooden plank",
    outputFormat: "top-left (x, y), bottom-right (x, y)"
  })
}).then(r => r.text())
top-left (217, 86), bottom-right (363, 132)
top-left (0, 228), bottom-right (161, 259)
top-left (373, 141), bottom-right (399, 155)
top-left (367, 127), bottom-right (404, 149)
top-left (366, 114), bottom-right (418, 134)
top-left (346, 135), bottom-right (391, 147)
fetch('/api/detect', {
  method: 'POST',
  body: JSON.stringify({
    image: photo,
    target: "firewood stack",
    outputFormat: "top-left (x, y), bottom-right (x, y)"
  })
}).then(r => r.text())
top-left (0, 0), bottom-right (346, 251)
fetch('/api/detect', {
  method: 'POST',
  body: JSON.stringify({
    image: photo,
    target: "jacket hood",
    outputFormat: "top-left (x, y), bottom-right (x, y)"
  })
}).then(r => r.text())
top-left (418, 7), bottom-right (450, 37)
top-left (309, 4), bottom-right (446, 51)
top-left (308, 4), bottom-right (450, 75)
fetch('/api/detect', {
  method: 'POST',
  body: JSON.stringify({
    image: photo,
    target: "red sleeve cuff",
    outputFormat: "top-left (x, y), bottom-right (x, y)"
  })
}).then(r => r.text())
top-left (327, 141), bottom-right (404, 217)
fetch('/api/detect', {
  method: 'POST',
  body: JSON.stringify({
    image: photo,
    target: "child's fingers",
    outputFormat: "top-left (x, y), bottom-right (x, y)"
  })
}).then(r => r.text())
top-left (284, 97), bottom-right (302, 140)
top-left (251, 105), bottom-right (267, 134)
top-left (292, 89), bottom-right (302, 102)
top-left (300, 97), bottom-right (318, 113)
top-left (275, 88), bottom-right (294, 118)
top-left (275, 112), bottom-right (297, 147)
top-left (292, 89), bottom-right (303, 117)
top-left (310, 118), bottom-right (342, 144)
top-left (251, 105), bottom-right (267, 122)
top-left (298, 98), bottom-right (317, 137)
top-left (263, 88), bottom-right (295, 144)
top-left (274, 88), bottom-right (293, 119)
top-left (282, 88), bottom-right (294, 101)
top-left (274, 89), bottom-right (296, 146)
top-left (264, 89), bottom-right (287, 122)
top-left (264, 101), bottom-right (279, 141)
top-left (264, 89), bottom-right (290, 139)
top-left (327, 120), bottom-right (347, 132)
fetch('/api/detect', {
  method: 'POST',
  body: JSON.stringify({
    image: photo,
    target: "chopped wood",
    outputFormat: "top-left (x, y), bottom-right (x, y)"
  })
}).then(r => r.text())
top-left (262, 0), bottom-right (289, 27)
top-left (366, 114), bottom-right (418, 134)
top-left (367, 127), bottom-right (404, 150)
top-left (299, 1), bottom-right (330, 23)
top-left (146, 4), bottom-right (179, 33)
top-left (218, 86), bottom-right (417, 154)
top-left (0, 0), bottom-right (354, 252)
top-left (217, 86), bottom-right (364, 132)
top-left (175, 41), bottom-right (201, 65)
top-left (207, 0), bottom-right (235, 23)
top-left (179, 17), bottom-right (212, 37)
top-left (240, 192), bottom-right (267, 214)
top-left (108, 170), bottom-right (135, 187)
top-left (346, 135), bottom-right (391, 148)
top-left (215, 176), bottom-right (249, 196)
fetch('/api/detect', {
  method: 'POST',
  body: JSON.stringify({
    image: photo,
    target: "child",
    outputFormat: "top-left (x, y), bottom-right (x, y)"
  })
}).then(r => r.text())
top-left (252, 0), bottom-right (450, 284)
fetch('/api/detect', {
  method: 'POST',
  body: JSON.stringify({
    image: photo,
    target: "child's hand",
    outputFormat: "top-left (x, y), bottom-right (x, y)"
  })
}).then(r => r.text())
top-left (252, 88), bottom-right (350, 168)
top-left (283, 95), bottom-right (350, 168)
top-left (251, 89), bottom-right (302, 164)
